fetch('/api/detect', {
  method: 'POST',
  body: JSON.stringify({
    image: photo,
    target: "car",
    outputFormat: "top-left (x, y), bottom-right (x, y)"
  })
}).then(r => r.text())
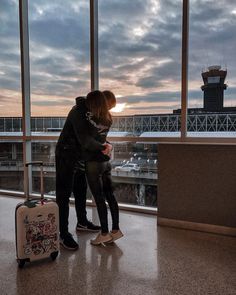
top-left (47, 190), bottom-right (56, 196)
top-left (114, 163), bottom-right (140, 172)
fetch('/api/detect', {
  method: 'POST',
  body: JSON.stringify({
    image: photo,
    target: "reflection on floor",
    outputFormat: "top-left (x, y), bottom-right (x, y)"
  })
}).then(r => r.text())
top-left (0, 196), bottom-right (235, 295)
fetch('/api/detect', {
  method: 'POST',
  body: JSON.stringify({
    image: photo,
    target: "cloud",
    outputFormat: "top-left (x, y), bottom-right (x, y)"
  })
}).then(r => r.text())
top-left (1, 0), bottom-right (236, 116)
top-left (32, 98), bottom-right (73, 106)
top-left (118, 91), bottom-right (181, 105)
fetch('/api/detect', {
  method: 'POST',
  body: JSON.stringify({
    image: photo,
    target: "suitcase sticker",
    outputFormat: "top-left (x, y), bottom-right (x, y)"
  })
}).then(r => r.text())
top-left (23, 212), bottom-right (58, 256)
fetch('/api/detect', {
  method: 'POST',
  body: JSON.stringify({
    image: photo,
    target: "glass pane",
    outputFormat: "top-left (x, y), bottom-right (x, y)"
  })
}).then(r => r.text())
top-left (5, 118), bottom-right (13, 132)
top-left (99, 0), bottom-right (182, 138)
top-left (188, 0), bottom-right (236, 137)
top-left (29, 1), bottom-right (90, 119)
top-left (0, 119), bottom-right (4, 132)
top-left (0, 1), bottom-right (21, 117)
top-left (31, 141), bottom-right (56, 195)
top-left (31, 141), bottom-right (92, 200)
top-left (0, 142), bottom-right (23, 192)
top-left (30, 140), bottom-right (157, 208)
top-left (34, 117), bottom-right (43, 131)
top-left (13, 118), bottom-right (22, 132)
top-left (110, 140), bottom-right (157, 207)
top-left (43, 117), bottom-right (52, 131)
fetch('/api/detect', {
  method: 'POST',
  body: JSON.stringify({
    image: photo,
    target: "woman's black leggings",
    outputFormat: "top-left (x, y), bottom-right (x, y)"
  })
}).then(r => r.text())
top-left (85, 161), bottom-right (119, 233)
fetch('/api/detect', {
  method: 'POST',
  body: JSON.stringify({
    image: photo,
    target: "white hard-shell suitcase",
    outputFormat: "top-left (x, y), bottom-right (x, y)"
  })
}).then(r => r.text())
top-left (15, 161), bottom-right (59, 268)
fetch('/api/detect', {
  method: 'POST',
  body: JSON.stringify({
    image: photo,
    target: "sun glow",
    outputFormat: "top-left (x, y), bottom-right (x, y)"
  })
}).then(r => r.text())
top-left (110, 103), bottom-right (126, 113)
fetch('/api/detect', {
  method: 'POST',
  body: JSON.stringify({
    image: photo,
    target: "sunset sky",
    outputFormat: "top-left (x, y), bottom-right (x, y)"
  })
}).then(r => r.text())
top-left (0, 0), bottom-right (236, 116)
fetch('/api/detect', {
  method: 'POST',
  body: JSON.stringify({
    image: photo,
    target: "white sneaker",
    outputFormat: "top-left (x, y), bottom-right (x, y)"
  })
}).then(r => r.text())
top-left (90, 233), bottom-right (113, 245)
top-left (109, 230), bottom-right (124, 242)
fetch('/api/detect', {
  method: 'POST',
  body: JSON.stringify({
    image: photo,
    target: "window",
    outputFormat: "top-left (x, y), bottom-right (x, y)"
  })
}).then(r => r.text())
top-left (0, 0), bottom-right (235, 210)
top-left (0, 142), bottom-right (23, 192)
top-left (0, 1), bottom-right (22, 192)
top-left (109, 140), bottom-right (157, 207)
top-left (99, 0), bottom-right (182, 120)
top-left (0, 1), bottom-right (21, 117)
top-left (188, 0), bottom-right (236, 135)
top-left (99, 0), bottom-right (182, 208)
top-left (29, 0), bottom-right (90, 118)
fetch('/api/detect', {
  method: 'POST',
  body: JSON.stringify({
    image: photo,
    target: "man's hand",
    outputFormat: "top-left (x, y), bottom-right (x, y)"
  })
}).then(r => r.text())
top-left (102, 143), bottom-right (113, 155)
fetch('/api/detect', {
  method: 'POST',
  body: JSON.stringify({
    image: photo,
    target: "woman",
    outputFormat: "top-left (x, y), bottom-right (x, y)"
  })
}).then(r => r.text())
top-left (80, 90), bottom-right (123, 245)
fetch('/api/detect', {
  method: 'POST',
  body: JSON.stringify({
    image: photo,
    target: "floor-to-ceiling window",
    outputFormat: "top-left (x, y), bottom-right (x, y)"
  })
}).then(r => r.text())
top-left (0, 0), bottom-right (235, 212)
top-left (188, 0), bottom-right (236, 136)
top-left (99, 0), bottom-right (182, 207)
top-left (0, 0), bottom-right (23, 192)
top-left (28, 0), bottom-right (90, 195)
top-left (29, 0), bottom-right (90, 117)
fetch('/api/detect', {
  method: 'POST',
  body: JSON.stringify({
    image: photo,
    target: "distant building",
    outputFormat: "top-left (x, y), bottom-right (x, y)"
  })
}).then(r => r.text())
top-left (174, 65), bottom-right (236, 114)
top-left (202, 65), bottom-right (227, 112)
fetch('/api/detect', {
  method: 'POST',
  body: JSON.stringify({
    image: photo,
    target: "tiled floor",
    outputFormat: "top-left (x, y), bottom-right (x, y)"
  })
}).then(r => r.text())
top-left (0, 195), bottom-right (235, 295)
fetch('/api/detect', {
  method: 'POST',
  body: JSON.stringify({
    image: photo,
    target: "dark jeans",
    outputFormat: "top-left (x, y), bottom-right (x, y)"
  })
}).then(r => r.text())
top-left (56, 149), bottom-right (87, 237)
top-left (85, 161), bottom-right (119, 234)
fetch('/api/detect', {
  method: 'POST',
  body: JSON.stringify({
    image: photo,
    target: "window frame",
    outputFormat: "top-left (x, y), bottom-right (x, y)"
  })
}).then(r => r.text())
top-left (0, 0), bottom-right (236, 212)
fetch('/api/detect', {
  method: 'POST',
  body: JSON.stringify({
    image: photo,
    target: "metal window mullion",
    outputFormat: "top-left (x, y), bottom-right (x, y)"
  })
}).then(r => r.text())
top-left (181, 0), bottom-right (189, 139)
top-left (90, 0), bottom-right (98, 206)
top-left (90, 0), bottom-right (99, 91)
top-left (19, 0), bottom-right (32, 197)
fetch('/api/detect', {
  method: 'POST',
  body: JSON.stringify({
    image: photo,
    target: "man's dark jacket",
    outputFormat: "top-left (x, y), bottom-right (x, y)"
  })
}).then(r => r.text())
top-left (56, 98), bottom-right (110, 162)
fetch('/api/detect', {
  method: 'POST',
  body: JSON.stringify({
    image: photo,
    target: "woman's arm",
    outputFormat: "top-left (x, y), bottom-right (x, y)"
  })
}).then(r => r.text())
top-left (69, 108), bottom-right (106, 152)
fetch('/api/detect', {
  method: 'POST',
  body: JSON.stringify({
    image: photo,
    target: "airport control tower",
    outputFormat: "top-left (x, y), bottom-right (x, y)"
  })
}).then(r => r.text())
top-left (201, 65), bottom-right (227, 112)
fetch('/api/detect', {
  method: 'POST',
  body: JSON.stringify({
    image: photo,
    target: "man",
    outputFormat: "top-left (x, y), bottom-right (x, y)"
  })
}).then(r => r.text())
top-left (56, 96), bottom-right (112, 250)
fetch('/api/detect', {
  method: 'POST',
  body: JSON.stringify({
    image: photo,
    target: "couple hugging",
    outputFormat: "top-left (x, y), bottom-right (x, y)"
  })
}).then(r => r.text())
top-left (55, 90), bottom-right (123, 250)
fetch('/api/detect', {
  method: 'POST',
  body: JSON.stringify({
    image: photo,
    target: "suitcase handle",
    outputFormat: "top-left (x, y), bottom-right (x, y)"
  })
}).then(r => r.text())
top-left (25, 161), bottom-right (44, 202)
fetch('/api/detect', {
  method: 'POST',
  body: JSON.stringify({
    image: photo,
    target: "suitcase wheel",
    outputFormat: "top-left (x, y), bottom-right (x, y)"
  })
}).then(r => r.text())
top-left (17, 259), bottom-right (26, 268)
top-left (50, 251), bottom-right (59, 261)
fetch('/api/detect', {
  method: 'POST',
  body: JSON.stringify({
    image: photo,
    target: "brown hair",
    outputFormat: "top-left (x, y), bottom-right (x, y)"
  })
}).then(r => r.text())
top-left (85, 90), bottom-right (112, 125)
top-left (103, 90), bottom-right (116, 110)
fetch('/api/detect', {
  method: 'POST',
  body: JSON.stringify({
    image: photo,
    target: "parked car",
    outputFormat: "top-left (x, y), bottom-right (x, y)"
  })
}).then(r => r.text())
top-left (114, 163), bottom-right (140, 172)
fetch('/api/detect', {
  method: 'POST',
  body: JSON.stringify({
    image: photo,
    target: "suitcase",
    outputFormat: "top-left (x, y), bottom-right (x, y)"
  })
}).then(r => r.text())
top-left (15, 161), bottom-right (59, 268)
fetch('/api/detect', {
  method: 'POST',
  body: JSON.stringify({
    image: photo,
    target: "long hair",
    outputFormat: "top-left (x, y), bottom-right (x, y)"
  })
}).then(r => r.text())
top-left (103, 90), bottom-right (116, 110)
top-left (85, 90), bottom-right (112, 125)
